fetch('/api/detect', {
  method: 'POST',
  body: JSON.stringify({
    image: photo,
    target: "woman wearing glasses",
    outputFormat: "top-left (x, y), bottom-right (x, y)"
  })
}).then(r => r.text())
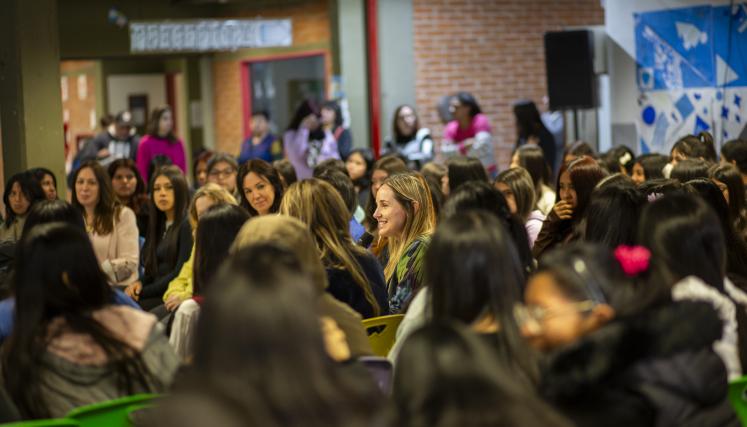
top-left (520, 243), bottom-right (736, 427)
top-left (205, 153), bottom-right (240, 201)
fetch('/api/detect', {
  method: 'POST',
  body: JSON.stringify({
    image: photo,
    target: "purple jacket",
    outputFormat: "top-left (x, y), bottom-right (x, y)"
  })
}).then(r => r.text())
top-left (283, 128), bottom-right (340, 179)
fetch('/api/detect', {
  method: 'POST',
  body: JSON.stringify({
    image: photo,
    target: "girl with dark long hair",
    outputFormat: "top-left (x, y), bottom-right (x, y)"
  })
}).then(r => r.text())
top-left (442, 156), bottom-right (488, 197)
top-left (192, 204), bottom-right (250, 299)
top-left (29, 167), bottom-right (58, 201)
top-left (124, 166), bottom-right (193, 311)
top-left (533, 156), bottom-right (607, 258)
top-left (513, 100), bottom-right (557, 175)
top-left (522, 242), bottom-right (736, 426)
top-left (0, 172), bottom-right (45, 243)
top-left (393, 322), bottom-right (570, 427)
top-left (345, 148), bottom-right (374, 208)
top-left (511, 145), bottom-right (555, 215)
top-left (1, 223), bottom-right (177, 419)
top-left (108, 158), bottom-right (149, 237)
top-left (710, 163), bottom-right (747, 238)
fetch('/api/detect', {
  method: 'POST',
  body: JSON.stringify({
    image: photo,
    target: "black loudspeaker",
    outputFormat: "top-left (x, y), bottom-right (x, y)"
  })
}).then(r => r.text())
top-left (544, 30), bottom-right (596, 110)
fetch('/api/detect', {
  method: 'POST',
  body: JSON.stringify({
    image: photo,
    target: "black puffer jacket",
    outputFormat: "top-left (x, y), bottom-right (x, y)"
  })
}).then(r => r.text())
top-left (541, 301), bottom-right (739, 427)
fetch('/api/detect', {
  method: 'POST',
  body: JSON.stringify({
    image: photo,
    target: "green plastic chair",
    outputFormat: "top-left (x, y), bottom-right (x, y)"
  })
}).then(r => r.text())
top-left (729, 376), bottom-right (747, 426)
top-left (362, 314), bottom-right (404, 357)
top-left (66, 394), bottom-right (160, 427)
top-left (0, 419), bottom-right (79, 427)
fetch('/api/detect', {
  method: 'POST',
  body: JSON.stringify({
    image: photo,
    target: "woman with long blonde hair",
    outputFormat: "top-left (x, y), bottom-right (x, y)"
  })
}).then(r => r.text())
top-left (281, 179), bottom-right (388, 318)
top-left (374, 173), bottom-right (436, 313)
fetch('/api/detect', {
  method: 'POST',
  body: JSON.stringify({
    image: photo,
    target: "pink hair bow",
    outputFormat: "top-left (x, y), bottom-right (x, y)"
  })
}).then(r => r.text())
top-left (614, 245), bottom-right (651, 277)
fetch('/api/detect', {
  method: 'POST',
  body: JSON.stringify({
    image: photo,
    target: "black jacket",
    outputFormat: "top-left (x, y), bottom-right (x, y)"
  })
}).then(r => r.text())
top-left (77, 131), bottom-right (140, 164)
top-left (541, 301), bottom-right (739, 427)
top-left (326, 252), bottom-right (389, 319)
top-left (141, 219), bottom-right (193, 300)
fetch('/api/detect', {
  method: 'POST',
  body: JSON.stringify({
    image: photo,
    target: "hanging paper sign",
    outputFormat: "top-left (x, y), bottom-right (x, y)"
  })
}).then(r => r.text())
top-left (129, 19), bottom-right (292, 53)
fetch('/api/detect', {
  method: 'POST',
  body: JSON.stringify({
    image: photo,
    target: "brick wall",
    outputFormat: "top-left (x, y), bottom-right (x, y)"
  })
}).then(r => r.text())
top-left (212, 0), bottom-right (332, 155)
top-left (412, 0), bottom-right (604, 168)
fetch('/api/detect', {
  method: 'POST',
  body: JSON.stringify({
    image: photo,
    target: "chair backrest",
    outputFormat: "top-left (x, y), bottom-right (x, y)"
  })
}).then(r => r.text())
top-left (729, 376), bottom-right (747, 425)
top-left (361, 314), bottom-right (404, 357)
top-left (1, 419), bottom-right (79, 427)
top-left (66, 394), bottom-right (160, 427)
top-left (357, 356), bottom-right (393, 395)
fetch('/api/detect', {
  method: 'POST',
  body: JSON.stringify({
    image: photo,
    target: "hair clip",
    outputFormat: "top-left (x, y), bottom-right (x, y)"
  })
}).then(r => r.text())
top-left (614, 245), bottom-right (651, 277)
top-left (619, 152), bottom-right (633, 166)
top-left (646, 192), bottom-right (663, 203)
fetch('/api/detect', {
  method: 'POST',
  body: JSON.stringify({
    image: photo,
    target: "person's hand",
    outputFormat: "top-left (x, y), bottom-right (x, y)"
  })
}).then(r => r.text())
top-left (552, 200), bottom-right (574, 220)
top-left (461, 138), bottom-right (476, 150)
top-left (124, 281), bottom-right (142, 301)
top-left (301, 114), bottom-right (318, 130)
top-left (165, 295), bottom-right (183, 312)
top-left (320, 316), bottom-right (351, 362)
top-left (527, 135), bottom-right (540, 145)
top-left (97, 148), bottom-right (110, 158)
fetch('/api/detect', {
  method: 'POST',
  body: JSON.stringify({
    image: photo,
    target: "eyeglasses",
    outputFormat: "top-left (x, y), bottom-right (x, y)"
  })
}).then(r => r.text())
top-left (513, 301), bottom-right (596, 333)
top-left (208, 168), bottom-right (236, 178)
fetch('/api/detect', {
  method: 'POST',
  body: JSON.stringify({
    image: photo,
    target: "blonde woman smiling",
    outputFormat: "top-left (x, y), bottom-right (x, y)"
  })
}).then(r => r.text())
top-left (374, 173), bottom-right (436, 313)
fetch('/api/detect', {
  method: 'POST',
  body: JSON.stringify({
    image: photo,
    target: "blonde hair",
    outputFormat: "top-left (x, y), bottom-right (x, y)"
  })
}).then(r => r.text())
top-left (280, 179), bottom-right (381, 316)
top-left (188, 183), bottom-right (238, 228)
top-left (380, 173), bottom-right (436, 281)
top-left (231, 215), bottom-right (327, 293)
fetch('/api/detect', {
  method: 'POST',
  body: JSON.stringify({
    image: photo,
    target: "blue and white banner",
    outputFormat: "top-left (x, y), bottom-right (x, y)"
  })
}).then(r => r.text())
top-left (635, 4), bottom-right (747, 153)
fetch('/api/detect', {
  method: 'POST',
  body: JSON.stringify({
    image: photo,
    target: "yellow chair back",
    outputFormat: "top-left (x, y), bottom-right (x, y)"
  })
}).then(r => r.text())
top-left (362, 314), bottom-right (404, 357)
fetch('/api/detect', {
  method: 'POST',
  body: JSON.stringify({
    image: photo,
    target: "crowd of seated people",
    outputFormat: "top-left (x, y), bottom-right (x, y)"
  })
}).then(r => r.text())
top-left (1, 96), bottom-right (747, 427)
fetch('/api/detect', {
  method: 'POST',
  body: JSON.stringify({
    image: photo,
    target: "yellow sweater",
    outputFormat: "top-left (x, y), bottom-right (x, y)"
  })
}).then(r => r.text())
top-left (162, 245), bottom-right (194, 302)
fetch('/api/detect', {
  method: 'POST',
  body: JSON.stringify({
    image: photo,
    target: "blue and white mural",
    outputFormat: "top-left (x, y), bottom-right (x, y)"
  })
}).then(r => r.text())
top-left (635, 3), bottom-right (747, 154)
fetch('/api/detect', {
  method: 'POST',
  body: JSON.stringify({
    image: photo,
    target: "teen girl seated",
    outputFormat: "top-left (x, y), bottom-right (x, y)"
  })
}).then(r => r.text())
top-left (107, 159), bottom-right (149, 237)
top-left (0, 172), bottom-right (45, 243)
top-left (393, 322), bottom-right (571, 427)
top-left (2, 223), bottom-right (177, 419)
top-left (124, 166), bottom-right (193, 310)
top-left (521, 242), bottom-right (737, 427)
top-left (533, 156), bottom-right (607, 259)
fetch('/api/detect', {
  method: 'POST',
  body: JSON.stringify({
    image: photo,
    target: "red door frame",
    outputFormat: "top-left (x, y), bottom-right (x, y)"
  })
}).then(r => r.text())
top-left (366, 0), bottom-right (381, 158)
top-left (166, 73), bottom-right (179, 132)
top-left (240, 50), bottom-right (330, 139)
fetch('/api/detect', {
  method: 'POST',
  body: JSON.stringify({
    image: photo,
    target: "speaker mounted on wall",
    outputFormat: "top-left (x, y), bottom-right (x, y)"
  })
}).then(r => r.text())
top-left (544, 30), bottom-right (597, 111)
